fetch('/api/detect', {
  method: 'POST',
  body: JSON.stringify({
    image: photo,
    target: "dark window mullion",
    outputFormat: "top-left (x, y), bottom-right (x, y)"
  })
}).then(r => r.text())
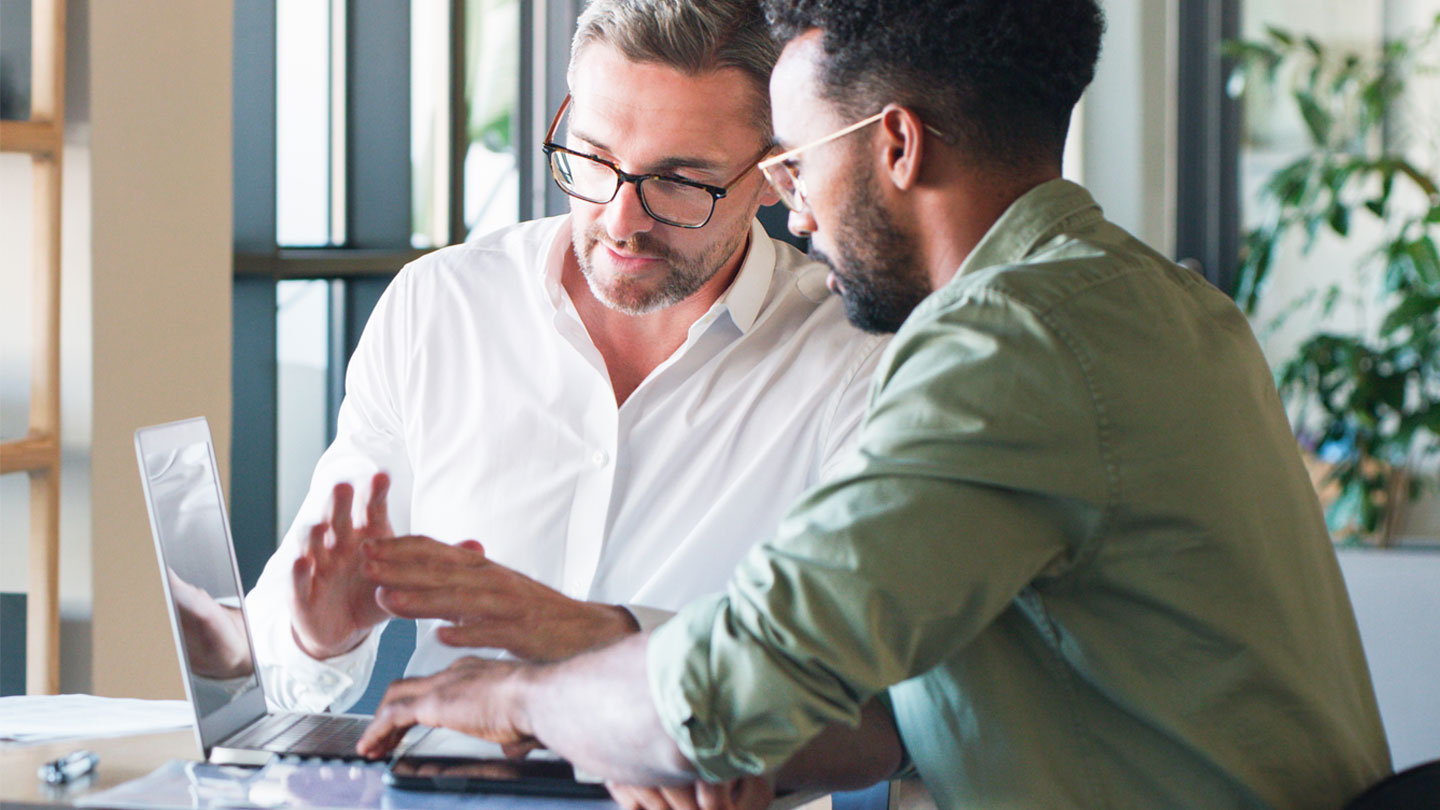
top-left (346, 0), bottom-right (412, 249)
top-left (1175, 0), bottom-right (1241, 294)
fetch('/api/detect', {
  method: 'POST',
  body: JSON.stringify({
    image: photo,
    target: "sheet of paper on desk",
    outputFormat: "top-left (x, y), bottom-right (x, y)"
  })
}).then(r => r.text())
top-left (0, 694), bottom-right (192, 744)
top-left (77, 758), bottom-right (618, 810)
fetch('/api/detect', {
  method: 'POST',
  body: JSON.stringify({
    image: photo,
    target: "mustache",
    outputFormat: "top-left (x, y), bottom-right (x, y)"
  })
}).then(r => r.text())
top-left (584, 226), bottom-right (675, 263)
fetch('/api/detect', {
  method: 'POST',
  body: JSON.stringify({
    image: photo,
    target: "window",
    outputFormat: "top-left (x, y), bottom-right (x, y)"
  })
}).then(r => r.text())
top-left (232, 0), bottom-right (575, 588)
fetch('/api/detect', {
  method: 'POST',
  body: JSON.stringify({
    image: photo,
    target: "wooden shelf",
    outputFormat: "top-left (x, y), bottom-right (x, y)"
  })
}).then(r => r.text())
top-left (0, 435), bottom-right (59, 475)
top-left (0, 120), bottom-right (62, 156)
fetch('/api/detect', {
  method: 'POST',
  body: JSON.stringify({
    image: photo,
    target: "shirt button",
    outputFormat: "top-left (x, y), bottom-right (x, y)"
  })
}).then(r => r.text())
top-left (591, 449), bottom-right (609, 467)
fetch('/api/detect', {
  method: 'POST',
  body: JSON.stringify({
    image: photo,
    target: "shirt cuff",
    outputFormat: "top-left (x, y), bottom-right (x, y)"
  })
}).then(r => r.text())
top-left (646, 594), bottom-right (758, 782)
top-left (624, 604), bottom-right (675, 633)
top-left (257, 617), bottom-right (383, 714)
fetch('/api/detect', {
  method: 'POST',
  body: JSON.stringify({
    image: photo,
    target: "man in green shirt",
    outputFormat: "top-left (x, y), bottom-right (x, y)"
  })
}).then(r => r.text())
top-left (358, 1), bottom-right (1393, 806)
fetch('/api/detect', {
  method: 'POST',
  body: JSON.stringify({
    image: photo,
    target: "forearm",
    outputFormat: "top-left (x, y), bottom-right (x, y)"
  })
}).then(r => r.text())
top-left (774, 697), bottom-right (902, 791)
top-left (521, 632), bottom-right (696, 785)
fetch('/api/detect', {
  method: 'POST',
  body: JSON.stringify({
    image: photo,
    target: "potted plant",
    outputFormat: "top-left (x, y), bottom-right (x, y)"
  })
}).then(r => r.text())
top-left (1224, 16), bottom-right (1440, 545)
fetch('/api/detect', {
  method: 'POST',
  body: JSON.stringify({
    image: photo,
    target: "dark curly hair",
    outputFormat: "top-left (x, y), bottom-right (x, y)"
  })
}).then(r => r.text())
top-left (762, 0), bottom-right (1104, 169)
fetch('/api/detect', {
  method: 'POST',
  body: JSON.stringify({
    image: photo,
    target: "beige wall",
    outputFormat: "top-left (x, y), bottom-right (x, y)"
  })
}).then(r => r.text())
top-left (88, 1), bottom-right (233, 698)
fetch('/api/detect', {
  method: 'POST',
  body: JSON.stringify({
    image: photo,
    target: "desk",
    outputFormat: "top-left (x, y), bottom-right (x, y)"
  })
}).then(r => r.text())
top-left (0, 729), bottom-right (199, 806)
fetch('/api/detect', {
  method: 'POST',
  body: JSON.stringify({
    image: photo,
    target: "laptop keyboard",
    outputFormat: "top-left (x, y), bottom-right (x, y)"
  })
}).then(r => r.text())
top-left (228, 713), bottom-right (371, 759)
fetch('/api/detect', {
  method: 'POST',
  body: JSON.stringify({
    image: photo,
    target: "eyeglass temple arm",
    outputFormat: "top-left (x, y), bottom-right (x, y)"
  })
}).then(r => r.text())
top-left (545, 94), bottom-right (573, 144)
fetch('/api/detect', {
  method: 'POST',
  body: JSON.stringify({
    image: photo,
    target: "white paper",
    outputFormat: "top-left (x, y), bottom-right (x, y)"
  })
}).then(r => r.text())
top-left (0, 694), bottom-right (193, 744)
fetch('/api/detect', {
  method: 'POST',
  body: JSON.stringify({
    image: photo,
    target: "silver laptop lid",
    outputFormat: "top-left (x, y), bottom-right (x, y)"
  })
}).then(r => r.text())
top-left (135, 417), bottom-right (269, 753)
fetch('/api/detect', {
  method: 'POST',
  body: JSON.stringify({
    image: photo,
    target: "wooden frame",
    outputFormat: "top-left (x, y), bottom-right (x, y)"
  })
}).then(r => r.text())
top-left (0, 0), bottom-right (67, 695)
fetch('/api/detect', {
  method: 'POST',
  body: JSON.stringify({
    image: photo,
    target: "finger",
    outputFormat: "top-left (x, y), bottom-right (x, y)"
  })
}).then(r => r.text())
top-left (291, 555), bottom-right (314, 602)
top-left (366, 472), bottom-right (392, 532)
top-left (660, 785), bottom-right (702, 810)
top-left (434, 622), bottom-right (515, 649)
top-left (329, 483), bottom-right (355, 548)
top-left (357, 697), bottom-right (419, 759)
top-left (374, 586), bottom-right (490, 623)
top-left (500, 739), bottom-right (541, 759)
top-left (697, 781), bottom-right (730, 810)
top-left (363, 539), bottom-right (484, 587)
top-left (458, 539), bottom-right (485, 556)
top-left (356, 673), bottom-right (440, 757)
top-left (302, 521), bottom-right (328, 566)
top-left (607, 784), bottom-right (643, 810)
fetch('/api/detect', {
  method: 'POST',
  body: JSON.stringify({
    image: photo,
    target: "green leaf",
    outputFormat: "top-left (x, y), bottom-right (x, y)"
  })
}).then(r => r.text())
top-left (1428, 204), bottom-right (1440, 224)
top-left (1411, 238), bottom-right (1440, 287)
top-left (1366, 199), bottom-right (1387, 218)
top-left (1380, 297), bottom-right (1430, 336)
top-left (1303, 36), bottom-right (1324, 57)
top-left (1295, 90), bottom-right (1333, 144)
top-left (1266, 26), bottom-right (1296, 46)
top-left (1328, 204), bottom-right (1350, 237)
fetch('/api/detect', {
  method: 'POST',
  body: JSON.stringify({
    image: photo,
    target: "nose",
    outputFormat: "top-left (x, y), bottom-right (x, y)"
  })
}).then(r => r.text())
top-left (787, 207), bottom-right (817, 239)
top-left (603, 180), bottom-right (656, 243)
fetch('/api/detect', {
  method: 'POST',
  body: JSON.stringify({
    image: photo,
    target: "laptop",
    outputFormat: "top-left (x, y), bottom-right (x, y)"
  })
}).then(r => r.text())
top-left (136, 416), bottom-right (374, 766)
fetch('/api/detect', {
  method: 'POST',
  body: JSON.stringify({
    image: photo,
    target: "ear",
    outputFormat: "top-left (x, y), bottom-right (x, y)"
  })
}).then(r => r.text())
top-left (875, 104), bottom-right (926, 191)
top-left (758, 182), bottom-right (782, 209)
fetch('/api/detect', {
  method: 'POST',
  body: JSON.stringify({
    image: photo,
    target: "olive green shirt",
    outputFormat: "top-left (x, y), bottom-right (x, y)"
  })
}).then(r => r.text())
top-left (647, 180), bottom-right (1391, 809)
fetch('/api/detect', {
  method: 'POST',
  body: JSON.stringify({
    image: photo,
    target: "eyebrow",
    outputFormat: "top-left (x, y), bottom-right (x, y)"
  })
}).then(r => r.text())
top-left (569, 129), bottom-right (729, 177)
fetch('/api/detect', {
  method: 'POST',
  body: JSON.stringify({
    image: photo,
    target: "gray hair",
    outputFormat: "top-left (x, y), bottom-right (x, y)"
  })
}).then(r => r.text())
top-left (569, 0), bottom-right (780, 135)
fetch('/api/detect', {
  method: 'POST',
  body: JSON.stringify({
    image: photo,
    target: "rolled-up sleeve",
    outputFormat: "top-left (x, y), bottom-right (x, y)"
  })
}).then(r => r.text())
top-left (647, 287), bottom-right (1104, 780)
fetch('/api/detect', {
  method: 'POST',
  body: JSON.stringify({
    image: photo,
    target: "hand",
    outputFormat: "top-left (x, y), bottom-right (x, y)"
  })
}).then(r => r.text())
top-left (362, 535), bottom-right (639, 661)
top-left (167, 568), bottom-right (253, 679)
top-left (606, 778), bottom-right (774, 810)
top-left (290, 472), bottom-right (394, 659)
top-left (356, 655), bottom-right (536, 759)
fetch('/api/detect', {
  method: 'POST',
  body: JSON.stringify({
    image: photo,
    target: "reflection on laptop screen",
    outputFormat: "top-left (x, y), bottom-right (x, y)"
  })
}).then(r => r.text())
top-left (143, 440), bottom-right (262, 718)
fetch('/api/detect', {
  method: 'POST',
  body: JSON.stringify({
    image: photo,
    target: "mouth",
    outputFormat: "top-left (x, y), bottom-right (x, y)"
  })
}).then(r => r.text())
top-left (601, 244), bottom-right (664, 272)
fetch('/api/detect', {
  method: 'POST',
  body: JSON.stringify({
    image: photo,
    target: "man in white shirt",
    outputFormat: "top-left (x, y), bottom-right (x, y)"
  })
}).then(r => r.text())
top-left (242, 0), bottom-right (886, 714)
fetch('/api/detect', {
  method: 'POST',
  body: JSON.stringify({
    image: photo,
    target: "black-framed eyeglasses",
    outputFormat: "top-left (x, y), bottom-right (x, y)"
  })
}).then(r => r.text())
top-left (541, 95), bottom-right (772, 229)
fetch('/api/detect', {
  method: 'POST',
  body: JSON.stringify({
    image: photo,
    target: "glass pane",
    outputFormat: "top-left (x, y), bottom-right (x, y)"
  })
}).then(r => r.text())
top-left (462, 0), bottom-right (520, 241)
top-left (411, 0), bottom-right (452, 248)
top-left (275, 280), bottom-right (332, 542)
top-left (0, 0), bottom-right (32, 121)
top-left (1, 153), bottom-right (33, 441)
top-left (0, 473), bottom-right (28, 594)
top-left (277, 0), bottom-right (337, 247)
top-left (1236, 1), bottom-right (1385, 361)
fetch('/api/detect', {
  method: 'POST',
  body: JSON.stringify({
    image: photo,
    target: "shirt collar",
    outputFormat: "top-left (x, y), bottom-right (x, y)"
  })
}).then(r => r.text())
top-left (539, 216), bottom-right (776, 334)
top-left (953, 178), bottom-right (1104, 282)
top-left (713, 219), bottom-right (775, 334)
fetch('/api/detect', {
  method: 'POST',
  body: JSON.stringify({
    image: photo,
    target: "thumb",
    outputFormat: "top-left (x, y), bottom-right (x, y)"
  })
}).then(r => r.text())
top-left (458, 539), bottom-right (486, 556)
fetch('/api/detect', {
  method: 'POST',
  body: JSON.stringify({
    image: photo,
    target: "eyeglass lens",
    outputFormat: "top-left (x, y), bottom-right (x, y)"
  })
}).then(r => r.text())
top-left (549, 150), bottom-right (716, 227)
top-left (760, 162), bottom-right (806, 213)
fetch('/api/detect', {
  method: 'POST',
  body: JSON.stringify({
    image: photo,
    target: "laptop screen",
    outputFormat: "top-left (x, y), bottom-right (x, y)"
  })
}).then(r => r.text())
top-left (140, 437), bottom-right (263, 719)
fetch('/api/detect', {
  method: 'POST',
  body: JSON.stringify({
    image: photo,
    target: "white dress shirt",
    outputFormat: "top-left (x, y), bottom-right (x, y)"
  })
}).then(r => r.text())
top-left (246, 215), bottom-right (887, 713)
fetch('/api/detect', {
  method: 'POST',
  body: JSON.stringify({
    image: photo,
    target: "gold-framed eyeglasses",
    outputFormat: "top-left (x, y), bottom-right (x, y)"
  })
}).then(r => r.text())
top-left (759, 112), bottom-right (947, 214)
top-left (541, 95), bottom-right (772, 229)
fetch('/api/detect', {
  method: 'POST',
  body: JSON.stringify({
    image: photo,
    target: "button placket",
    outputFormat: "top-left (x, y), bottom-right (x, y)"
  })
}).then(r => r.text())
top-left (561, 388), bottom-right (620, 599)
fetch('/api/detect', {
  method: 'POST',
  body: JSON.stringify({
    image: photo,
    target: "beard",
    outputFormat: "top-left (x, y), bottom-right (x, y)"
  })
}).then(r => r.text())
top-left (808, 173), bottom-right (931, 334)
top-left (573, 218), bottom-right (748, 316)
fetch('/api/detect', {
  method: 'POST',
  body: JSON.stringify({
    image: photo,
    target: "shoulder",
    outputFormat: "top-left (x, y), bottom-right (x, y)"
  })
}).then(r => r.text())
top-left (392, 216), bottom-right (566, 294)
top-left (758, 237), bottom-right (888, 367)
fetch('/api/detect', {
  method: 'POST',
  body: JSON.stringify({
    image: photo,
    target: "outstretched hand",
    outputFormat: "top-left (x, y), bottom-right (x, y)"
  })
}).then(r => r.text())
top-left (290, 472), bottom-right (395, 660)
top-left (362, 535), bottom-right (639, 661)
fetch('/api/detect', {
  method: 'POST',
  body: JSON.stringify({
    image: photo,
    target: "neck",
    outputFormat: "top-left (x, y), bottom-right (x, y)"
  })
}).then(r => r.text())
top-left (561, 232), bottom-right (750, 406)
top-left (913, 168), bottom-right (1060, 291)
